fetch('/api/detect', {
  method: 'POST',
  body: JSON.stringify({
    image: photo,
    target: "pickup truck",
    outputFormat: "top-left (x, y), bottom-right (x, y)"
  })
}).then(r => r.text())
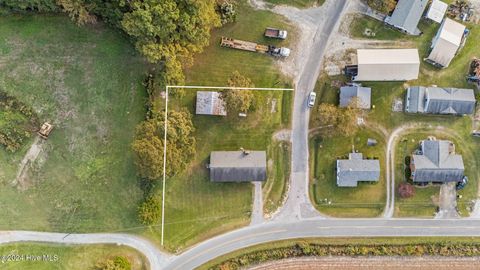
top-left (264, 27), bottom-right (288, 39)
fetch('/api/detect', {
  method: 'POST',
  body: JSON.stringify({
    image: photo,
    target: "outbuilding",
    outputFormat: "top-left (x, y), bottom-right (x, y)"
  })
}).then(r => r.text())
top-left (427, 18), bottom-right (466, 68)
top-left (426, 0), bottom-right (448, 23)
top-left (209, 151), bottom-right (267, 182)
top-left (354, 49), bottom-right (420, 81)
top-left (196, 91), bottom-right (227, 116)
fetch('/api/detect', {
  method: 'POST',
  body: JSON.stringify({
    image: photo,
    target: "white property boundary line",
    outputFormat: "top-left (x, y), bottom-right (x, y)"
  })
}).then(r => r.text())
top-left (161, 85), bottom-right (294, 246)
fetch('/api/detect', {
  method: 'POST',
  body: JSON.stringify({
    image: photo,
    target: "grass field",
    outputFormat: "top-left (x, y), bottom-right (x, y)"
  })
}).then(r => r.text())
top-left (310, 128), bottom-right (386, 217)
top-left (0, 243), bottom-right (147, 269)
top-left (0, 15), bottom-right (147, 232)
top-left (139, 1), bottom-right (295, 252)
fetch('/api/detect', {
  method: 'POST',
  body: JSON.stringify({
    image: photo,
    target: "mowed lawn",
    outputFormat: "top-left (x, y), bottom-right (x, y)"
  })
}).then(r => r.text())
top-left (321, 14), bottom-right (480, 217)
top-left (0, 243), bottom-right (148, 270)
top-left (0, 15), bottom-right (147, 232)
top-left (310, 129), bottom-right (386, 217)
top-left (142, 1), bottom-right (294, 252)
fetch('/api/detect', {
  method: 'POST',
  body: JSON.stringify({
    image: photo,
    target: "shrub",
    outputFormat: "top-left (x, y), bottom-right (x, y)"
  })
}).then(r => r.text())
top-left (137, 195), bottom-right (161, 225)
top-left (96, 256), bottom-right (131, 270)
top-left (398, 183), bottom-right (415, 198)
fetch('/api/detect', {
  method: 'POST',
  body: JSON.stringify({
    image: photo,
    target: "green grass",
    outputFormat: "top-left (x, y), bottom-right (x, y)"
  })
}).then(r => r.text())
top-left (394, 130), bottom-right (479, 217)
top-left (0, 15), bottom-right (148, 232)
top-left (348, 14), bottom-right (407, 40)
top-left (139, 0), bottom-right (296, 252)
top-left (264, 0), bottom-right (324, 8)
top-left (0, 243), bottom-right (148, 270)
top-left (149, 88), bottom-right (293, 252)
top-left (310, 128), bottom-right (386, 217)
top-left (263, 141), bottom-right (291, 215)
top-left (310, 15), bottom-right (480, 217)
top-left (185, 0), bottom-right (295, 88)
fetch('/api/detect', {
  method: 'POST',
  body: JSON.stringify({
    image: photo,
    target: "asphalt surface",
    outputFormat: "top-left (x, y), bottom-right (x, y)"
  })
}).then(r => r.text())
top-left (273, 0), bottom-right (349, 222)
top-left (165, 218), bottom-right (480, 270)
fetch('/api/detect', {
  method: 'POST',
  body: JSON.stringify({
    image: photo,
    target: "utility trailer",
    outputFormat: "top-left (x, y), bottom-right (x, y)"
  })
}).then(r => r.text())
top-left (264, 27), bottom-right (287, 39)
top-left (220, 37), bottom-right (290, 57)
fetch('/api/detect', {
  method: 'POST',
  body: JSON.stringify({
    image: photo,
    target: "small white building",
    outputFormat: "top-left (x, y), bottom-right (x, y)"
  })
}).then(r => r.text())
top-left (354, 49), bottom-right (420, 82)
top-left (426, 0), bottom-right (448, 23)
top-left (427, 18), bottom-right (466, 68)
top-left (196, 91), bottom-right (227, 116)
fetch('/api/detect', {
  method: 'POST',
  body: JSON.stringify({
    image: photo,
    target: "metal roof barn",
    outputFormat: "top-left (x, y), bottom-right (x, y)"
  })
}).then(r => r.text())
top-left (354, 49), bottom-right (420, 81)
top-left (427, 18), bottom-right (466, 68)
top-left (209, 151), bottom-right (267, 182)
top-left (426, 0), bottom-right (448, 23)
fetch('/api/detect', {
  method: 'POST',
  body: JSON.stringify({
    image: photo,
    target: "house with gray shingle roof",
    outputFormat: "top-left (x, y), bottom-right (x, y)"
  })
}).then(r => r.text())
top-left (411, 139), bottom-right (465, 183)
top-left (405, 86), bottom-right (476, 115)
top-left (385, 0), bottom-right (428, 35)
top-left (427, 18), bottom-right (466, 68)
top-left (339, 86), bottom-right (372, 109)
top-left (209, 151), bottom-right (266, 182)
top-left (336, 152), bottom-right (380, 187)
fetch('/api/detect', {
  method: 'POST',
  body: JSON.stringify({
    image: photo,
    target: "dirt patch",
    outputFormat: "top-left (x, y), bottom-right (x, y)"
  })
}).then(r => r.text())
top-left (248, 256), bottom-right (480, 270)
top-left (13, 137), bottom-right (44, 190)
top-left (273, 129), bottom-right (292, 142)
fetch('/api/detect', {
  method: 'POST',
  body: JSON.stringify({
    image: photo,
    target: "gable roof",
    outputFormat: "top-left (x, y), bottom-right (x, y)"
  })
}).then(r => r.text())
top-left (339, 86), bottom-right (372, 109)
top-left (355, 49), bottom-right (420, 81)
top-left (412, 140), bottom-right (464, 182)
top-left (387, 0), bottom-right (429, 35)
top-left (427, 18), bottom-right (466, 67)
top-left (196, 91), bottom-right (227, 116)
top-left (336, 153), bottom-right (380, 187)
top-left (210, 151), bottom-right (267, 182)
top-left (405, 86), bottom-right (476, 115)
top-left (426, 0), bottom-right (448, 23)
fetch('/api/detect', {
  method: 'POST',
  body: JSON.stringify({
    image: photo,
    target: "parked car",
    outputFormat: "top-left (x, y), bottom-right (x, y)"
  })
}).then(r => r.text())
top-left (307, 92), bottom-right (316, 108)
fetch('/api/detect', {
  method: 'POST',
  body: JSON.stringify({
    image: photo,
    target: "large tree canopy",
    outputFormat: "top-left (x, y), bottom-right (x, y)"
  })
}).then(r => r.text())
top-left (132, 109), bottom-right (196, 180)
top-left (222, 71), bottom-right (255, 114)
top-left (121, 0), bottom-right (220, 64)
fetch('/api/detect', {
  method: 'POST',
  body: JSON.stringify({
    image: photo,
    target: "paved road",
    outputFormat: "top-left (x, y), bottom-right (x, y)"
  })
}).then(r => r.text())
top-left (0, 231), bottom-right (172, 269)
top-left (165, 218), bottom-right (480, 270)
top-left (274, 0), bottom-right (349, 221)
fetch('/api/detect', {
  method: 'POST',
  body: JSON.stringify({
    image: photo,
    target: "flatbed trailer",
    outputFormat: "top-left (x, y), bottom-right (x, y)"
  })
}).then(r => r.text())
top-left (220, 37), bottom-right (290, 57)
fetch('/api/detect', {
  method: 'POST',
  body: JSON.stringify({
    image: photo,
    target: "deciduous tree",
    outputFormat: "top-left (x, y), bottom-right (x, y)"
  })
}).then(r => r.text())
top-left (222, 71), bottom-right (255, 114)
top-left (137, 195), bottom-right (161, 225)
top-left (132, 109), bottom-right (195, 180)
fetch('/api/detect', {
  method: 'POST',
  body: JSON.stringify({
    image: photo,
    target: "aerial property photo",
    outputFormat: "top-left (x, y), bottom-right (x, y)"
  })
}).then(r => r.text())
top-left (1, 0), bottom-right (480, 269)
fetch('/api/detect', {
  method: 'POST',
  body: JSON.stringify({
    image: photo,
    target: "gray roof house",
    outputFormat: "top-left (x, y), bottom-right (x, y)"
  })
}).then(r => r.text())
top-left (427, 18), bottom-right (466, 68)
top-left (336, 153), bottom-right (380, 187)
top-left (339, 86), bottom-right (372, 109)
top-left (385, 0), bottom-right (428, 35)
top-left (411, 140), bottom-right (464, 183)
top-left (405, 86), bottom-right (476, 115)
top-left (209, 151), bottom-right (267, 182)
top-left (196, 91), bottom-right (227, 116)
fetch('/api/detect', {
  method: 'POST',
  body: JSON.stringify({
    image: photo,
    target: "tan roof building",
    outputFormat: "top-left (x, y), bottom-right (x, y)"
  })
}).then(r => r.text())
top-left (195, 91), bottom-right (227, 116)
top-left (427, 18), bottom-right (466, 68)
top-left (354, 49), bottom-right (420, 81)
